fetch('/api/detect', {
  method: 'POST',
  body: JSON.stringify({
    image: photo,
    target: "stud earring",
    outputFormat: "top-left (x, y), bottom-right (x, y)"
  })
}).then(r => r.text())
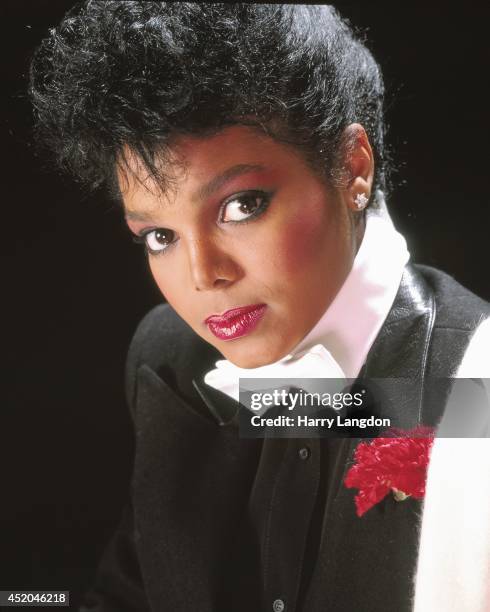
top-left (354, 192), bottom-right (368, 210)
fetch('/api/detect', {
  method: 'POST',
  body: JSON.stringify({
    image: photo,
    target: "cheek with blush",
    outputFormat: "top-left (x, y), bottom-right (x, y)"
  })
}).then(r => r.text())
top-left (272, 210), bottom-right (332, 279)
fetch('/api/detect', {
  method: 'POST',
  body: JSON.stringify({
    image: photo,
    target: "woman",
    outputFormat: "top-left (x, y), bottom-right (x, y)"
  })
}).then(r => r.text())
top-left (29, 3), bottom-right (490, 611)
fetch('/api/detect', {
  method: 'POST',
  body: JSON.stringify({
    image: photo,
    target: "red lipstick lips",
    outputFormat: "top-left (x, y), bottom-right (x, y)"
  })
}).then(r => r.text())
top-left (205, 304), bottom-right (267, 340)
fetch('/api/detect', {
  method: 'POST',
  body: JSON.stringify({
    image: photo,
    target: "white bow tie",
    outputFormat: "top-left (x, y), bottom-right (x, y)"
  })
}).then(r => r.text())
top-left (203, 344), bottom-right (346, 403)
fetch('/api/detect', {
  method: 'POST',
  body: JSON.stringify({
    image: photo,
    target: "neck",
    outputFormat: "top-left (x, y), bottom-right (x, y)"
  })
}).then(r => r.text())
top-left (354, 212), bottom-right (366, 255)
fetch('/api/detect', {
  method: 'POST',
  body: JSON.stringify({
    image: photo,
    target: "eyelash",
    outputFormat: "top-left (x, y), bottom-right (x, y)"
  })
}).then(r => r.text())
top-left (220, 190), bottom-right (272, 225)
top-left (132, 189), bottom-right (273, 257)
top-left (132, 230), bottom-right (176, 258)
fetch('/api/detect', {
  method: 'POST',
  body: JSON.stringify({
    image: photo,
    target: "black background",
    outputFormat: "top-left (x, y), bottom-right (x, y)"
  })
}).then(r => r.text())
top-left (2, 2), bottom-right (489, 609)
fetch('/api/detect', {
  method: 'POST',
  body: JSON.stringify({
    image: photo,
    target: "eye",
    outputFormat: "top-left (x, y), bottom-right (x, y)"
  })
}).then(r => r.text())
top-left (220, 191), bottom-right (271, 223)
top-left (132, 228), bottom-right (176, 256)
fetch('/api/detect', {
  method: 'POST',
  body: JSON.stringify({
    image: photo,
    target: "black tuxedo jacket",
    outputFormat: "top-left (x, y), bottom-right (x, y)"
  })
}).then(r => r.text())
top-left (80, 264), bottom-right (490, 612)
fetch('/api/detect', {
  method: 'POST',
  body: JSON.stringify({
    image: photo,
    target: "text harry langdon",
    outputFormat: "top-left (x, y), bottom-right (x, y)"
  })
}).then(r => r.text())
top-left (250, 414), bottom-right (391, 429)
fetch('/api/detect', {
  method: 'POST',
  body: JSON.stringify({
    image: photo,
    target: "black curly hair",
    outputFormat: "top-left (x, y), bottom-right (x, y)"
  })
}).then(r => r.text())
top-left (29, 2), bottom-right (390, 202)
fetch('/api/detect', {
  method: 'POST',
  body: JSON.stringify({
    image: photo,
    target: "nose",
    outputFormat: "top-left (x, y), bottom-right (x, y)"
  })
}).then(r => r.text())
top-left (186, 236), bottom-right (241, 291)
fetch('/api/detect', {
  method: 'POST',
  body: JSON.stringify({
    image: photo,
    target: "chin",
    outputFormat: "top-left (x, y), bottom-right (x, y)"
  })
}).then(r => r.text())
top-left (224, 341), bottom-right (285, 369)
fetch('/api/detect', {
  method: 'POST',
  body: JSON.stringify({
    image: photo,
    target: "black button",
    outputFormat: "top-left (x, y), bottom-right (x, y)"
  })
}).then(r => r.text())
top-left (272, 599), bottom-right (285, 612)
top-left (298, 446), bottom-right (310, 460)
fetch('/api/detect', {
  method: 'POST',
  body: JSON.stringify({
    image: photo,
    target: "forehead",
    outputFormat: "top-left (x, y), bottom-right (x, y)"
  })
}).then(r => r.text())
top-left (117, 124), bottom-right (316, 206)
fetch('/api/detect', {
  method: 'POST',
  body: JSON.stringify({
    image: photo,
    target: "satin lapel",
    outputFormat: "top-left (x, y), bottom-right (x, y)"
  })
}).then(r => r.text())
top-left (191, 376), bottom-right (242, 426)
top-left (132, 363), bottom-right (262, 612)
top-left (363, 264), bottom-right (436, 405)
top-left (305, 264), bottom-right (437, 612)
top-left (339, 263), bottom-right (437, 507)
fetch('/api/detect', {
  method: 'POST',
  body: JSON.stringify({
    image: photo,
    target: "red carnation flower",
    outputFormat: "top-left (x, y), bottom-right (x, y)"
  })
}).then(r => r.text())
top-left (344, 425), bottom-right (435, 517)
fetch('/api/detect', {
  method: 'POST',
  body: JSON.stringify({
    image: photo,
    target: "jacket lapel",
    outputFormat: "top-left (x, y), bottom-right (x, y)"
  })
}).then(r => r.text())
top-left (305, 264), bottom-right (439, 612)
top-left (192, 377), bottom-right (241, 426)
top-left (132, 362), bottom-right (262, 611)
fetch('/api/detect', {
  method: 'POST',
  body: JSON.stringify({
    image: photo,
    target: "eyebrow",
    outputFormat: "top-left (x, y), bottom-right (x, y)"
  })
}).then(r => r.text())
top-left (124, 208), bottom-right (159, 223)
top-left (195, 163), bottom-right (265, 201)
top-left (124, 163), bottom-right (265, 223)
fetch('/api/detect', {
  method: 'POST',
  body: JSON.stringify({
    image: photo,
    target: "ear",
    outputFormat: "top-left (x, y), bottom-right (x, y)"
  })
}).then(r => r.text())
top-left (338, 123), bottom-right (375, 212)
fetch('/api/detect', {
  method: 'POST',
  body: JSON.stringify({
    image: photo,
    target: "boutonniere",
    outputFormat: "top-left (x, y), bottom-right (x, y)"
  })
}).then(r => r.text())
top-left (344, 425), bottom-right (435, 517)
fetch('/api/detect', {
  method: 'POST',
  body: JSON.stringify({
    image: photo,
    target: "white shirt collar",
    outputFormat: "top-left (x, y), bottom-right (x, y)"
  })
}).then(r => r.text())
top-left (286, 190), bottom-right (410, 377)
top-left (203, 191), bottom-right (410, 395)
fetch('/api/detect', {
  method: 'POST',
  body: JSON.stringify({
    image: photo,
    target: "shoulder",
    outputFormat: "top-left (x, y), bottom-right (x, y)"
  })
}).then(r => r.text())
top-left (414, 264), bottom-right (490, 331)
top-left (124, 303), bottom-right (221, 416)
top-left (126, 302), bottom-right (197, 364)
top-left (401, 264), bottom-right (489, 377)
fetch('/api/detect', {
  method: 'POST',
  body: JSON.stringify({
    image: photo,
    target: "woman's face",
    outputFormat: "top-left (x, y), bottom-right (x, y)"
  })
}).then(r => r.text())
top-left (122, 125), bottom-right (362, 368)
